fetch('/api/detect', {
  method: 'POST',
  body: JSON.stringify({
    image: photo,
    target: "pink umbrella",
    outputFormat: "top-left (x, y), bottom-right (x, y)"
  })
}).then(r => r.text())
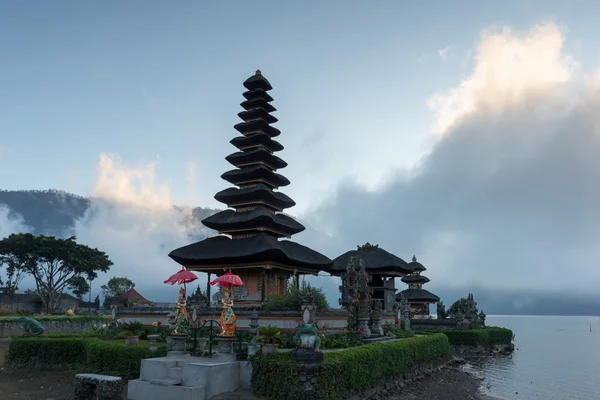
top-left (209, 272), bottom-right (243, 288)
top-left (164, 267), bottom-right (198, 290)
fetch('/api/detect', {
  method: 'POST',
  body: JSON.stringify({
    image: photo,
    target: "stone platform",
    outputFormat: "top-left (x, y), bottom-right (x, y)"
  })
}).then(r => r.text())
top-left (127, 354), bottom-right (252, 400)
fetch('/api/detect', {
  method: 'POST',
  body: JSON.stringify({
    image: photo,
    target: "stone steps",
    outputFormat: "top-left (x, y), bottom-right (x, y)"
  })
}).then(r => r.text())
top-left (128, 379), bottom-right (206, 400)
top-left (128, 354), bottom-right (252, 400)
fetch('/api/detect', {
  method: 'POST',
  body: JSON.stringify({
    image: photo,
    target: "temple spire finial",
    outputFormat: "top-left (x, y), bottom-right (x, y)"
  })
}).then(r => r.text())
top-left (412, 255), bottom-right (417, 262)
top-left (255, 69), bottom-right (262, 75)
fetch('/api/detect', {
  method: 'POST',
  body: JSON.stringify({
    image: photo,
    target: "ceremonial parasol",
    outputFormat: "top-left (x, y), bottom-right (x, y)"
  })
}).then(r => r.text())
top-left (164, 267), bottom-right (198, 290)
top-left (209, 271), bottom-right (243, 288)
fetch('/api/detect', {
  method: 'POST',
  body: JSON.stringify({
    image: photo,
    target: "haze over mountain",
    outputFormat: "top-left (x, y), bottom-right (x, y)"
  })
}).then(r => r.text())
top-left (1, 189), bottom-right (599, 316)
top-left (2, 4), bottom-right (600, 316)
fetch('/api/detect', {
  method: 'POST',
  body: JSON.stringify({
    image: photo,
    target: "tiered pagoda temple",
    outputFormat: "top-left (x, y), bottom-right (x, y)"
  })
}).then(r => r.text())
top-left (396, 256), bottom-right (440, 318)
top-left (328, 243), bottom-right (413, 311)
top-left (168, 70), bottom-right (332, 306)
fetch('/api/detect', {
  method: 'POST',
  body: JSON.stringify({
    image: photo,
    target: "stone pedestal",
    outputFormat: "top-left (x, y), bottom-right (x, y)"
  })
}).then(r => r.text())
top-left (358, 317), bottom-right (372, 338)
top-left (292, 349), bottom-right (324, 364)
top-left (247, 342), bottom-right (259, 357)
top-left (166, 335), bottom-right (188, 357)
top-left (216, 335), bottom-right (236, 354)
top-left (371, 317), bottom-right (383, 337)
top-left (147, 334), bottom-right (159, 353)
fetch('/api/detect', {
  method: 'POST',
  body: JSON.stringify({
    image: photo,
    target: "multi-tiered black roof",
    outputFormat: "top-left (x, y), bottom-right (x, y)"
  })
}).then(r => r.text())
top-left (168, 71), bottom-right (332, 273)
top-left (397, 256), bottom-right (439, 303)
top-left (326, 244), bottom-right (412, 276)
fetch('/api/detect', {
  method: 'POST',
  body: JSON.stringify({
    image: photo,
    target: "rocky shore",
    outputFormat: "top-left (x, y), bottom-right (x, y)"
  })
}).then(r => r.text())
top-left (385, 361), bottom-right (499, 400)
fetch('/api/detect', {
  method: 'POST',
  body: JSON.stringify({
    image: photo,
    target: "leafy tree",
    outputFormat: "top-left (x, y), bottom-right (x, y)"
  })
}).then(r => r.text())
top-left (68, 276), bottom-right (90, 300)
top-left (447, 293), bottom-right (479, 319)
top-left (94, 294), bottom-right (101, 310)
top-left (0, 251), bottom-right (28, 295)
top-left (101, 276), bottom-right (135, 308)
top-left (0, 233), bottom-right (112, 312)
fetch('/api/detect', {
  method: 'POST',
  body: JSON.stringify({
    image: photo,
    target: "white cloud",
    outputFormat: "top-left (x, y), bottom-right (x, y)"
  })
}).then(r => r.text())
top-left (428, 22), bottom-right (577, 135)
top-left (306, 21), bottom-right (600, 294)
top-left (72, 154), bottom-right (214, 300)
top-left (0, 205), bottom-right (30, 239)
top-left (438, 45), bottom-right (454, 61)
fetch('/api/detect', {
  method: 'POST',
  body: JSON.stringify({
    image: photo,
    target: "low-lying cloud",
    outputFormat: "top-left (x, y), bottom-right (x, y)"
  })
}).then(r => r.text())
top-left (305, 22), bottom-right (600, 295)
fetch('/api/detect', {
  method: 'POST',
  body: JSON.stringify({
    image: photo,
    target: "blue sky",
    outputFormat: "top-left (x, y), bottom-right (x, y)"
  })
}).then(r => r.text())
top-left (3, 2), bottom-right (600, 302)
top-left (2, 1), bottom-right (598, 212)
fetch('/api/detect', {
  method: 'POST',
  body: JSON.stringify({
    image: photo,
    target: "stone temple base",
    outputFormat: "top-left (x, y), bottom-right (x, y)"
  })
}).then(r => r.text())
top-left (292, 349), bottom-right (324, 364)
top-left (166, 335), bottom-right (188, 357)
top-left (216, 335), bottom-right (236, 354)
top-left (127, 354), bottom-right (251, 400)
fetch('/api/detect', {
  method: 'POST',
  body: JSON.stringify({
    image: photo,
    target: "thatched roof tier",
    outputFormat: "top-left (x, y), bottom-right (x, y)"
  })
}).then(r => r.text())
top-left (242, 88), bottom-right (273, 102)
top-left (240, 97), bottom-right (276, 113)
top-left (168, 233), bottom-right (331, 272)
top-left (327, 247), bottom-right (411, 276)
top-left (234, 119), bottom-right (281, 138)
top-left (401, 274), bottom-right (430, 284)
top-left (214, 184), bottom-right (295, 211)
top-left (202, 208), bottom-right (305, 238)
top-left (230, 133), bottom-right (284, 152)
top-left (238, 107), bottom-right (278, 124)
top-left (221, 166), bottom-right (290, 189)
top-left (396, 288), bottom-right (440, 303)
top-left (225, 148), bottom-right (287, 170)
top-left (408, 255), bottom-right (426, 272)
top-left (243, 70), bottom-right (273, 91)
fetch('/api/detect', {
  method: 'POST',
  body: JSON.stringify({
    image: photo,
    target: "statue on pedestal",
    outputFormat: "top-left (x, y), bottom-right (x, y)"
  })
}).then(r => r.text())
top-left (173, 287), bottom-right (190, 335)
top-left (218, 286), bottom-right (237, 336)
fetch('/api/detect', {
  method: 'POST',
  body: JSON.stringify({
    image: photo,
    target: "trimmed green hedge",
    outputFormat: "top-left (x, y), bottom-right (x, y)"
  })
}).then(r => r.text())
top-left (414, 327), bottom-right (513, 346)
top-left (252, 333), bottom-right (451, 400)
top-left (5, 337), bottom-right (167, 379)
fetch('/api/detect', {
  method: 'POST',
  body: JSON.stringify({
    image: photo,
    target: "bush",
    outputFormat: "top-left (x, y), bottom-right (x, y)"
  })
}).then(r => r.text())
top-left (5, 337), bottom-right (167, 379)
top-left (263, 279), bottom-right (329, 311)
top-left (413, 327), bottom-right (513, 347)
top-left (252, 333), bottom-right (451, 399)
top-left (6, 338), bottom-right (87, 368)
top-left (86, 339), bottom-right (167, 379)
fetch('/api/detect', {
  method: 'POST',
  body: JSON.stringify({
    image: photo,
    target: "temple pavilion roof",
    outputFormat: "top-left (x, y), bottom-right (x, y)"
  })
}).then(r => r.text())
top-left (396, 288), bottom-right (440, 303)
top-left (401, 274), bottom-right (430, 284)
top-left (326, 243), bottom-right (411, 276)
top-left (408, 255), bottom-right (426, 272)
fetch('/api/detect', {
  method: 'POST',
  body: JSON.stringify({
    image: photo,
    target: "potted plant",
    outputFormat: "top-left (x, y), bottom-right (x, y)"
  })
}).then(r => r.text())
top-left (257, 325), bottom-right (282, 355)
top-left (121, 321), bottom-right (144, 346)
top-left (148, 321), bottom-right (162, 352)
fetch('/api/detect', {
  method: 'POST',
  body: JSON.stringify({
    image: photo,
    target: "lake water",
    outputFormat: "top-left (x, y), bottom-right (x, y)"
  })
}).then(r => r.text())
top-left (470, 315), bottom-right (600, 400)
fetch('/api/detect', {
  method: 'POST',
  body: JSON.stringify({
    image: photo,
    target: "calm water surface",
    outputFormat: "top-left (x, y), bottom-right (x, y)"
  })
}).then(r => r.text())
top-left (471, 315), bottom-right (600, 400)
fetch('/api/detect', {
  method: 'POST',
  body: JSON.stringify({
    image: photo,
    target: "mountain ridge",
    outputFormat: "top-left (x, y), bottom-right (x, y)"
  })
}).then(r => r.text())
top-left (0, 189), bottom-right (219, 236)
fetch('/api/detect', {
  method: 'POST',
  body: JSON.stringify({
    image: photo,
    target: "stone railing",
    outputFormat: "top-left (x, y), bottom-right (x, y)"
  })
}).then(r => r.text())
top-left (409, 318), bottom-right (458, 331)
top-left (0, 317), bottom-right (110, 338)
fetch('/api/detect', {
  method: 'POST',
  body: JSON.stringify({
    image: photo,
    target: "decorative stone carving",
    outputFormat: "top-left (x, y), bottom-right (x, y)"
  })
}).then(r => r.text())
top-left (292, 322), bottom-right (324, 364)
top-left (399, 295), bottom-right (411, 331)
top-left (370, 300), bottom-right (384, 336)
top-left (16, 317), bottom-right (45, 336)
top-left (437, 300), bottom-right (447, 320)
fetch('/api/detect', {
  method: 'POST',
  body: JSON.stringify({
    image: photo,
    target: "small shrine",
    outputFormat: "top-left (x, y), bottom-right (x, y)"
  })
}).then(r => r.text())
top-left (328, 243), bottom-right (412, 311)
top-left (168, 70), bottom-right (332, 306)
top-left (396, 256), bottom-right (440, 318)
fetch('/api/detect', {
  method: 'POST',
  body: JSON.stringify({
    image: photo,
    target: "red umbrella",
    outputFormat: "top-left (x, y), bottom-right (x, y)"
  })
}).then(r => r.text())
top-left (164, 267), bottom-right (198, 290)
top-left (209, 272), bottom-right (243, 288)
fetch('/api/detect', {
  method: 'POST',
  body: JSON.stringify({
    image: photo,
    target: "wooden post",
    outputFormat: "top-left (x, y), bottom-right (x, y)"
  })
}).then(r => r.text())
top-left (206, 272), bottom-right (211, 307)
top-left (261, 270), bottom-right (266, 302)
